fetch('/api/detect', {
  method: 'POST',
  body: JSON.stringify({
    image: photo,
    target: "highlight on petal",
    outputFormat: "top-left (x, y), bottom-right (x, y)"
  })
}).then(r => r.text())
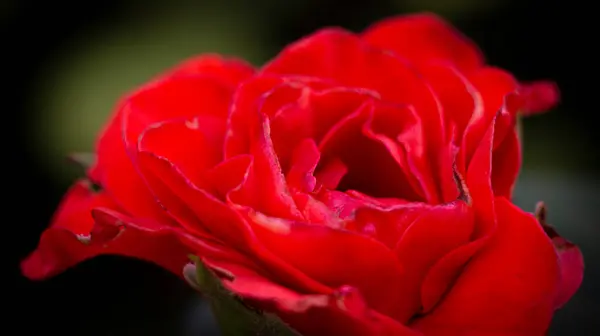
top-left (362, 13), bottom-right (484, 72)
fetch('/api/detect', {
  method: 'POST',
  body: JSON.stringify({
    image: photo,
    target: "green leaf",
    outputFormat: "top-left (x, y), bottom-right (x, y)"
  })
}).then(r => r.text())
top-left (183, 256), bottom-right (302, 336)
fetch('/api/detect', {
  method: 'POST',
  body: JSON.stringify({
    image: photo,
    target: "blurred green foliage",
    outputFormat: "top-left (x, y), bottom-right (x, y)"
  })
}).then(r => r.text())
top-left (32, 1), bottom-right (269, 183)
top-left (28, 0), bottom-right (589, 185)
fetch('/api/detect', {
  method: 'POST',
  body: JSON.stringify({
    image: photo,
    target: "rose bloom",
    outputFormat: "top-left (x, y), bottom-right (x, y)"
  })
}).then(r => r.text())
top-left (24, 13), bottom-right (582, 335)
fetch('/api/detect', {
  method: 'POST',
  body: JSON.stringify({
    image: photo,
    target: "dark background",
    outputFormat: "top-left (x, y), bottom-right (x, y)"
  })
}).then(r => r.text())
top-left (6, 0), bottom-right (598, 335)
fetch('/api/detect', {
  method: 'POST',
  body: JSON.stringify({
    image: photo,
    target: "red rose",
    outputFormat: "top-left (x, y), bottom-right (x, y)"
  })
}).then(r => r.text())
top-left (23, 13), bottom-right (582, 335)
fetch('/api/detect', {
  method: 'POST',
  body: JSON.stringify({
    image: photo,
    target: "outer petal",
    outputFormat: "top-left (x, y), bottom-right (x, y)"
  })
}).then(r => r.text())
top-left (236, 207), bottom-right (406, 319)
top-left (419, 64), bottom-right (475, 142)
top-left (411, 198), bottom-right (560, 335)
top-left (491, 128), bottom-right (521, 198)
top-left (362, 13), bottom-right (484, 72)
top-left (263, 28), bottom-right (447, 203)
top-left (261, 28), bottom-right (444, 149)
top-left (21, 180), bottom-right (191, 279)
top-left (519, 81), bottom-right (560, 116)
top-left (536, 202), bottom-right (584, 309)
top-left (548, 232), bottom-right (584, 309)
top-left (135, 149), bottom-right (331, 294)
top-left (199, 258), bottom-right (421, 336)
top-left (90, 64), bottom-right (240, 220)
top-left (394, 201), bottom-right (475, 321)
top-left (416, 112), bottom-right (499, 314)
top-left (459, 68), bottom-right (517, 173)
top-left (165, 54), bottom-right (255, 85)
top-left (138, 117), bottom-right (225, 190)
top-left (224, 75), bottom-right (333, 160)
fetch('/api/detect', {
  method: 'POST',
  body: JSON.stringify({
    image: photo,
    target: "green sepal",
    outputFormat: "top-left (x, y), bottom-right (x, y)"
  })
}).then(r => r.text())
top-left (67, 152), bottom-right (96, 171)
top-left (183, 256), bottom-right (302, 336)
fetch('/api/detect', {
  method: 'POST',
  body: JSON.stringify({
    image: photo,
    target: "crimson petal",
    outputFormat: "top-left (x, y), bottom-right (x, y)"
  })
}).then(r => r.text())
top-left (21, 180), bottom-right (191, 280)
top-left (412, 198), bottom-right (560, 335)
top-left (535, 202), bottom-right (584, 309)
top-left (362, 13), bottom-right (484, 72)
top-left (202, 258), bottom-right (420, 336)
top-left (240, 209), bottom-right (405, 319)
top-left (165, 54), bottom-right (255, 85)
top-left (136, 150), bottom-right (330, 294)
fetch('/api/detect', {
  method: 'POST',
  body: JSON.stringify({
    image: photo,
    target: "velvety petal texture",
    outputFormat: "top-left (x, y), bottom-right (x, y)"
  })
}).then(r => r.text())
top-left (23, 13), bottom-right (581, 336)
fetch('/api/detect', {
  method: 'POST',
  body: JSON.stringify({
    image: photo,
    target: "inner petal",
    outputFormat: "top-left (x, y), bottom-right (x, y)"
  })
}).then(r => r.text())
top-left (318, 101), bottom-right (424, 201)
top-left (264, 85), bottom-right (377, 171)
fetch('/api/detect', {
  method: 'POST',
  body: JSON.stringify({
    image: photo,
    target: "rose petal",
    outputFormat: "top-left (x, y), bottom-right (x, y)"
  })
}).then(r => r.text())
top-left (459, 68), bottom-right (517, 171)
top-left (417, 113), bottom-right (499, 313)
top-left (21, 180), bottom-right (192, 280)
top-left (89, 106), bottom-right (174, 222)
top-left (519, 81), bottom-right (560, 116)
top-left (362, 13), bottom-right (484, 72)
top-left (120, 76), bottom-right (233, 149)
top-left (262, 28), bottom-right (444, 146)
top-left (412, 198), bottom-right (560, 335)
top-left (203, 258), bottom-right (419, 336)
top-left (136, 151), bottom-right (252, 247)
top-left (263, 31), bottom-right (446, 200)
top-left (206, 155), bottom-right (254, 199)
top-left (551, 236), bottom-right (584, 309)
top-left (286, 138), bottom-right (320, 193)
top-left (393, 201), bottom-right (475, 321)
top-left (536, 202), bottom-right (584, 309)
top-left (224, 76), bottom-right (291, 158)
top-left (90, 75), bottom-right (234, 221)
top-left (314, 159), bottom-right (348, 190)
top-left (318, 102), bottom-right (423, 201)
top-left (138, 117), bottom-right (224, 188)
top-left (349, 202), bottom-right (430, 249)
top-left (241, 209), bottom-right (406, 318)
top-left (491, 129), bottom-right (521, 198)
top-left (291, 192), bottom-right (343, 228)
top-left (165, 54), bottom-right (255, 85)
top-left (265, 85), bottom-right (376, 170)
top-left (419, 64), bottom-right (476, 142)
top-left (227, 112), bottom-right (303, 220)
top-left (466, 113), bottom-right (498, 227)
top-left (136, 150), bottom-right (330, 293)
top-left (367, 102), bottom-right (442, 203)
top-left (22, 180), bottom-right (115, 279)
